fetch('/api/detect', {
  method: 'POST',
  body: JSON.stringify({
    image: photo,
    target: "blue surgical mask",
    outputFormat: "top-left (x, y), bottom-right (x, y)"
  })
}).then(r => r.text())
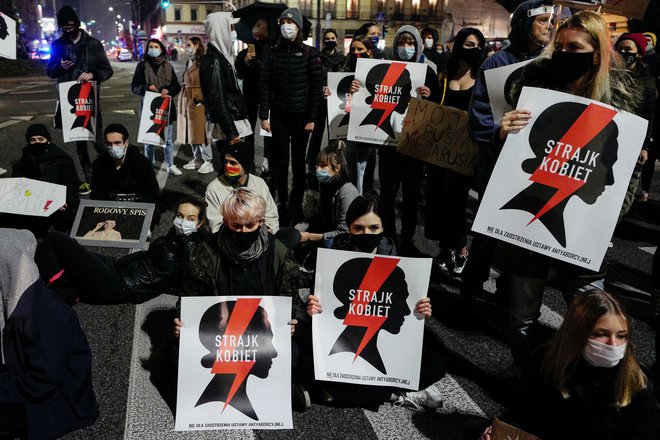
top-left (369, 35), bottom-right (379, 47)
top-left (148, 48), bottom-right (162, 58)
top-left (397, 46), bottom-right (415, 60)
top-left (316, 169), bottom-right (333, 184)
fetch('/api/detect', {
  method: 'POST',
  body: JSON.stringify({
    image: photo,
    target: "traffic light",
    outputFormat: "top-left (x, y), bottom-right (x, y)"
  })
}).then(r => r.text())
top-left (383, 25), bottom-right (387, 36)
top-left (161, 0), bottom-right (170, 9)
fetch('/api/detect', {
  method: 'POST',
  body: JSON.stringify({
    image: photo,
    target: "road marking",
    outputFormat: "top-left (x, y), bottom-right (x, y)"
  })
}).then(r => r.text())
top-left (10, 115), bottom-right (35, 122)
top-left (156, 142), bottom-right (182, 189)
top-left (10, 89), bottom-right (48, 95)
top-left (102, 94), bottom-right (126, 98)
top-left (640, 246), bottom-right (657, 255)
top-left (0, 120), bottom-right (21, 129)
top-left (19, 99), bottom-right (56, 103)
top-left (113, 109), bottom-right (136, 115)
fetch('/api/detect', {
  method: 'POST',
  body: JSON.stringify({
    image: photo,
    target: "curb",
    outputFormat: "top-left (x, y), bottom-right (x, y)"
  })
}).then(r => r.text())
top-left (0, 76), bottom-right (49, 84)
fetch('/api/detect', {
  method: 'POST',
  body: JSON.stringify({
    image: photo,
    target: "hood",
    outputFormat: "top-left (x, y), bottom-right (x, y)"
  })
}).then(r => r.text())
top-left (205, 12), bottom-right (239, 61)
top-left (508, 0), bottom-right (553, 56)
top-left (393, 25), bottom-right (423, 63)
top-left (421, 27), bottom-right (439, 47)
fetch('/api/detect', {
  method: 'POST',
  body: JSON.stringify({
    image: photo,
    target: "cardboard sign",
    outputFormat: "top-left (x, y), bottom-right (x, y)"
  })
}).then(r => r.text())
top-left (327, 72), bottom-right (355, 140)
top-left (137, 91), bottom-right (171, 146)
top-left (347, 58), bottom-right (427, 146)
top-left (176, 296), bottom-right (292, 430)
top-left (397, 97), bottom-right (478, 176)
top-left (312, 248), bottom-right (431, 390)
top-left (0, 12), bottom-right (17, 60)
top-left (0, 178), bottom-right (66, 217)
top-left (484, 59), bottom-right (533, 126)
top-left (472, 87), bottom-right (647, 271)
top-left (58, 80), bottom-right (98, 143)
top-left (491, 418), bottom-right (540, 440)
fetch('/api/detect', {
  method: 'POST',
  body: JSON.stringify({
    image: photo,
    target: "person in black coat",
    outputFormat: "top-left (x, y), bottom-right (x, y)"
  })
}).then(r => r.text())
top-left (0, 228), bottom-right (98, 439)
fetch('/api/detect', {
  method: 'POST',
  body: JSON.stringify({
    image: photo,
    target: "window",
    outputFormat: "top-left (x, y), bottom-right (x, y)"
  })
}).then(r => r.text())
top-left (174, 8), bottom-right (181, 21)
top-left (346, 0), bottom-right (359, 19)
top-left (324, 1), bottom-right (335, 18)
top-left (191, 8), bottom-right (197, 22)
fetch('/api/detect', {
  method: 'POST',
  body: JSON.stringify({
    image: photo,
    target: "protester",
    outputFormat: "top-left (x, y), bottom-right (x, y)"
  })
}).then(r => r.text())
top-left (6, 124), bottom-right (80, 238)
top-left (480, 290), bottom-right (655, 440)
top-left (205, 141), bottom-right (279, 233)
top-left (355, 22), bottom-right (384, 59)
top-left (178, 37), bottom-right (214, 175)
top-left (0, 229), bottom-right (99, 439)
top-left (642, 32), bottom-right (658, 76)
top-left (131, 38), bottom-right (182, 176)
top-left (426, 28), bottom-right (485, 275)
top-left (35, 197), bottom-right (208, 304)
top-left (47, 5), bottom-right (113, 195)
top-left (260, 8), bottom-right (323, 226)
top-left (421, 27), bottom-right (444, 71)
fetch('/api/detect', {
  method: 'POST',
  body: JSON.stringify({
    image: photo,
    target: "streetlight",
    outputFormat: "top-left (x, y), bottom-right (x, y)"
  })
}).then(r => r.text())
top-left (117, 14), bottom-right (121, 19)
top-left (108, 6), bottom-right (113, 11)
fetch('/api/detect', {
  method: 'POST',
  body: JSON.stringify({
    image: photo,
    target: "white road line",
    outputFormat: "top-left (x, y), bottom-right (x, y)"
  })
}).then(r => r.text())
top-left (9, 89), bottom-right (48, 95)
top-left (102, 95), bottom-right (126, 98)
top-left (640, 246), bottom-right (657, 255)
top-left (0, 120), bottom-right (21, 129)
top-left (10, 116), bottom-right (35, 122)
top-left (156, 143), bottom-right (182, 189)
top-left (539, 304), bottom-right (564, 330)
top-left (19, 99), bottom-right (55, 103)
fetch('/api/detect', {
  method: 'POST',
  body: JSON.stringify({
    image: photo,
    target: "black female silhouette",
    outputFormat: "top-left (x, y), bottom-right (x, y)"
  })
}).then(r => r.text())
top-left (360, 63), bottom-right (412, 138)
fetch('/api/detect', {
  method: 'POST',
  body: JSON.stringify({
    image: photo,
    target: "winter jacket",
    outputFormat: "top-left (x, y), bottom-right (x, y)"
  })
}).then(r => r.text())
top-left (176, 60), bottom-right (207, 145)
top-left (205, 173), bottom-right (279, 234)
top-left (235, 43), bottom-right (267, 104)
top-left (131, 59), bottom-right (181, 124)
top-left (391, 25), bottom-right (442, 102)
top-left (259, 41), bottom-right (323, 121)
top-left (1, 280), bottom-right (98, 440)
top-left (320, 49), bottom-right (346, 83)
top-left (332, 233), bottom-right (398, 256)
top-left (199, 43), bottom-right (248, 140)
top-left (318, 180), bottom-right (360, 240)
top-left (420, 27), bottom-right (444, 72)
top-left (47, 30), bottom-right (113, 84)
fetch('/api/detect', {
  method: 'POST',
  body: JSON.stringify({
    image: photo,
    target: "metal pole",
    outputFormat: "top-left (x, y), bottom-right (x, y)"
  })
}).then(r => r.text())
top-left (316, 0), bottom-right (321, 49)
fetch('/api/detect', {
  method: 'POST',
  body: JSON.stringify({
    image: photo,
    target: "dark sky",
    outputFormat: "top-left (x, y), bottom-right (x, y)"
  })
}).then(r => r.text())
top-left (44, 0), bottom-right (134, 42)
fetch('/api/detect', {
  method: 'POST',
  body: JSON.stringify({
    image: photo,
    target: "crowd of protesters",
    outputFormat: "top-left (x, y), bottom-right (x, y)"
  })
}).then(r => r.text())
top-left (0, 1), bottom-right (659, 438)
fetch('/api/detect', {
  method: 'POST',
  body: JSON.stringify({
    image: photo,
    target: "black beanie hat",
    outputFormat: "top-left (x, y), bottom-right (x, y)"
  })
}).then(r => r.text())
top-left (25, 124), bottom-right (51, 143)
top-left (104, 123), bottom-right (130, 141)
top-left (224, 141), bottom-right (255, 172)
top-left (57, 5), bottom-right (81, 28)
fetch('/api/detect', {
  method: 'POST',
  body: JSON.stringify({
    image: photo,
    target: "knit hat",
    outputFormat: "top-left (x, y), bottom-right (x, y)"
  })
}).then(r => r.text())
top-left (224, 141), bottom-right (255, 172)
top-left (616, 33), bottom-right (647, 57)
top-left (643, 32), bottom-right (656, 48)
top-left (279, 8), bottom-right (303, 30)
top-left (25, 123), bottom-right (51, 143)
top-left (57, 5), bottom-right (81, 28)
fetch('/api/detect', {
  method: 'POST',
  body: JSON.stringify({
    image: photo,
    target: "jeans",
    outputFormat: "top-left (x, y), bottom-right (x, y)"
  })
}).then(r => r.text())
top-left (144, 124), bottom-right (174, 167)
top-left (191, 143), bottom-right (213, 161)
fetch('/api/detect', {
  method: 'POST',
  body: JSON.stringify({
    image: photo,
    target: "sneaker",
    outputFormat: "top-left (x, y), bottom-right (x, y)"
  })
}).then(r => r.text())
top-left (0, 167), bottom-right (6, 176)
top-left (637, 191), bottom-right (649, 202)
top-left (393, 382), bottom-right (443, 410)
top-left (197, 161), bottom-right (214, 174)
top-left (79, 182), bottom-right (91, 196)
top-left (168, 165), bottom-right (182, 176)
top-left (261, 157), bottom-right (270, 177)
top-left (453, 253), bottom-right (468, 275)
top-left (183, 159), bottom-right (201, 170)
top-left (291, 383), bottom-right (311, 412)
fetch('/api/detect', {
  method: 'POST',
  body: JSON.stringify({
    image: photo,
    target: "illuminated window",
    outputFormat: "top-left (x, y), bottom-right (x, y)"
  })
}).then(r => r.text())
top-left (346, 0), bottom-right (359, 19)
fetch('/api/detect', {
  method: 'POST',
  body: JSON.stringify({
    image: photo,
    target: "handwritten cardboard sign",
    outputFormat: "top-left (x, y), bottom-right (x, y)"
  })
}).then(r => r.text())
top-left (491, 418), bottom-right (540, 440)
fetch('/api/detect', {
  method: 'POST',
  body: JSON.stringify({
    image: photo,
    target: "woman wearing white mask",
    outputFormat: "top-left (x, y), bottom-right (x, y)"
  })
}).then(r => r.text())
top-left (479, 290), bottom-right (655, 440)
top-left (35, 197), bottom-right (209, 304)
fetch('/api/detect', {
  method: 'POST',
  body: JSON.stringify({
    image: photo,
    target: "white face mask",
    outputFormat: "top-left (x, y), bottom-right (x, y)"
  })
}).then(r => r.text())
top-left (281, 23), bottom-right (298, 41)
top-left (583, 339), bottom-right (627, 368)
top-left (186, 47), bottom-right (194, 56)
top-left (147, 48), bottom-right (162, 58)
top-left (173, 217), bottom-right (198, 236)
top-left (397, 46), bottom-right (415, 60)
top-left (230, 30), bottom-right (238, 42)
top-left (108, 146), bottom-right (126, 159)
top-left (424, 38), bottom-right (434, 49)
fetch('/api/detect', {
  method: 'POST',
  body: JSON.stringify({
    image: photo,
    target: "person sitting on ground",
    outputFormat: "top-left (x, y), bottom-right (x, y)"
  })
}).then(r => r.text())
top-left (205, 141), bottom-right (278, 233)
top-left (0, 228), bottom-right (99, 439)
top-left (35, 197), bottom-right (209, 304)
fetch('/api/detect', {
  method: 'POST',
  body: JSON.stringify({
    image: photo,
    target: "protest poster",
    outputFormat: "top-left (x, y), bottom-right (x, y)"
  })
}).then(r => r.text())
top-left (397, 97), bottom-right (478, 176)
top-left (0, 178), bottom-right (66, 217)
top-left (472, 87), bottom-right (647, 271)
top-left (491, 418), bottom-right (540, 440)
top-left (70, 200), bottom-right (154, 249)
top-left (312, 248), bottom-right (431, 390)
top-left (327, 72), bottom-right (354, 140)
top-left (484, 59), bottom-right (533, 126)
top-left (175, 296), bottom-right (292, 431)
top-left (0, 12), bottom-right (16, 60)
top-left (58, 80), bottom-right (98, 143)
top-left (347, 58), bottom-right (427, 146)
top-left (137, 91), bottom-right (171, 147)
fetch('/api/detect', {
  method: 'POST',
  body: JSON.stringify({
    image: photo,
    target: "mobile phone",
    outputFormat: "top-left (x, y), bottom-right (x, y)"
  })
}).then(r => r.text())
top-left (62, 55), bottom-right (72, 62)
top-left (248, 44), bottom-right (256, 56)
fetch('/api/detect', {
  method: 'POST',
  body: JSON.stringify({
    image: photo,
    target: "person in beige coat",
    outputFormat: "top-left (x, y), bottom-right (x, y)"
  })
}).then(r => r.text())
top-left (178, 37), bottom-right (214, 174)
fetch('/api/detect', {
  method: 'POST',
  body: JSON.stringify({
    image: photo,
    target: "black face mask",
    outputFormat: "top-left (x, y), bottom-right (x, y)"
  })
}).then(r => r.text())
top-left (618, 50), bottom-right (637, 67)
top-left (346, 53), bottom-right (360, 71)
top-left (458, 47), bottom-right (482, 65)
top-left (324, 40), bottom-right (337, 50)
top-left (350, 233), bottom-right (382, 253)
top-left (63, 28), bottom-right (80, 40)
top-left (28, 142), bottom-right (48, 156)
top-left (229, 228), bottom-right (260, 251)
top-left (550, 51), bottom-right (595, 83)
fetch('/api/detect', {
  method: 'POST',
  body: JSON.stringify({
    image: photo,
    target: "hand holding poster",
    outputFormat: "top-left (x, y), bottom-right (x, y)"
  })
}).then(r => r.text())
top-left (0, 178), bottom-right (66, 217)
top-left (312, 248), bottom-right (431, 390)
top-left (176, 296), bottom-right (292, 430)
top-left (137, 91), bottom-right (171, 147)
top-left (472, 87), bottom-right (647, 271)
top-left (327, 72), bottom-right (354, 140)
top-left (58, 80), bottom-right (98, 143)
top-left (484, 59), bottom-right (533, 126)
top-left (0, 12), bottom-right (17, 60)
top-left (347, 58), bottom-right (427, 146)
top-left (397, 97), bottom-right (478, 176)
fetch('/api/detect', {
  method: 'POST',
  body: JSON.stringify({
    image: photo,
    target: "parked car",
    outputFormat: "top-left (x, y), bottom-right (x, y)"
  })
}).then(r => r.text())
top-left (117, 48), bottom-right (133, 62)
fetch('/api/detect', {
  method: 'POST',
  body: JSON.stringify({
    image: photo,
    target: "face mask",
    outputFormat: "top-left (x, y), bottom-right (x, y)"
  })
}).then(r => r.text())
top-left (424, 38), bottom-right (434, 49)
top-left (316, 168), bottom-right (333, 184)
top-left (229, 227), bottom-right (261, 250)
top-left (108, 146), bottom-right (126, 159)
top-left (28, 142), bottom-right (48, 156)
top-left (230, 30), bottom-right (238, 42)
top-left (397, 46), bottom-right (415, 61)
top-left (437, 49), bottom-right (444, 54)
top-left (346, 52), bottom-right (361, 71)
top-left (351, 232), bottom-right (382, 253)
top-left (63, 28), bottom-right (80, 40)
top-left (173, 217), bottom-right (198, 236)
top-left (550, 51), bottom-right (595, 83)
top-left (618, 50), bottom-right (637, 67)
top-left (458, 47), bottom-right (482, 65)
top-left (324, 40), bottom-right (337, 50)
top-left (369, 36), bottom-right (379, 47)
top-left (225, 164), bottom-right (242, 183)
top-left (583, 339), bottom-right (627, 368)
top-left (186, 47), bottom-right (194, 56)
top-left (148, 48), bottom-right (162, 58)
top-left (281, 24), bottom-right (298, 41)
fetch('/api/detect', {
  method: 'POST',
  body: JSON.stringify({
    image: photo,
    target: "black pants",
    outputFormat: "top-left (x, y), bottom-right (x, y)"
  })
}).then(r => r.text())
top-left (425, 165), bottom-right (471, 250)
top-left (378, 148), bottom-right (423, 242)
top-left (0, 403), bottom-right (27, 439)
top-left (75, 108), bottom-right (104, 183)
top-left (270, 111), bottom-right (310, 224)
top-left (640, 141), bottom-right (657, 193)
top-left (307, 103), bottom-right (327, 170)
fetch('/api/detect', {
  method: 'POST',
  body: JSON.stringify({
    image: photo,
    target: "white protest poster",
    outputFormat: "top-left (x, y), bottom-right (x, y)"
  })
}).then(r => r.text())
top-left (0, 12), bottom-right (17, 60)
top-left (484, 59), bottom-right (533, 126)
top-left (176, 296), bottom-right (292, 431)
top-left (472, 87), bottom-right (647, 271)
top-left (347, 58), bottom-right (427, 146)
top-left (312, 248), bottom-right (431, 390)
top-left (137, 91), bottom-right (171, 146)
top-left (327, 72), bottom-right (354, 140)
top-left (58, 80), bottom-right (98, 143)
top-left (0, 178), bottom-right (66, 217)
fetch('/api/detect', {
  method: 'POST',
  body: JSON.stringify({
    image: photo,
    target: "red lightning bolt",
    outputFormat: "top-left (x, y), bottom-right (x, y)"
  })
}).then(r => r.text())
top-left (371, 63), bottom-right (407, 131)
top-left (76, 81), bottom-right (93, 129)
top-left (154, 96), bottom-right (170, 136)
top-left (43, 200), bottom-right (53, 212)
top-left (210, 298), bottom-right (261, 413)
top-left (527, 103), bottom-right (617, 225)
top-left (343, 256), bottom-right (400, 362)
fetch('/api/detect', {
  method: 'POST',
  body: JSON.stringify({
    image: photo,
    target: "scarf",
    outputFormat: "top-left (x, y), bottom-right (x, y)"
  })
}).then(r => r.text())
top-left (217, 224), bottom-right (269, 267)
top-left (144, 57), bottom-right (173, 89)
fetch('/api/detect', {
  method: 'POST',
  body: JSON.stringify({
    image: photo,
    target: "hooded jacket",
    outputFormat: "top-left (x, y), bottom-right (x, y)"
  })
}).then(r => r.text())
top-left (392, 25), bottom-right (441, 103)
top-left (421, 27), bottom-right (444, 70)
top-left (0, 229), bottom-right (98, 439)
top-left (47, 29), bottom-right (113, 84)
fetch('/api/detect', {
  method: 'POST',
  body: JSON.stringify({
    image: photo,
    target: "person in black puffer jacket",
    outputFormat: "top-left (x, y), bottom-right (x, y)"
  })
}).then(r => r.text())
top-left (260, 7), bottom-right (323, 226)
top-left (34, 197), bottom-right (209, 304)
